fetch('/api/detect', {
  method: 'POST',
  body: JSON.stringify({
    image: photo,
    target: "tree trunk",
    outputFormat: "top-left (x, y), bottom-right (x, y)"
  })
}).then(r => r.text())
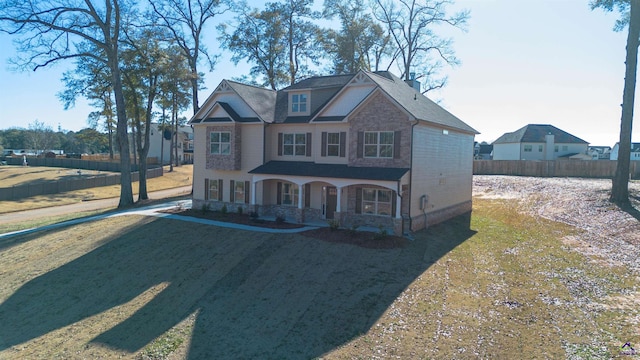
top-left (611, 0), bottom-right (640, 205)
top-left (111, 64), bottom-right (134, 207)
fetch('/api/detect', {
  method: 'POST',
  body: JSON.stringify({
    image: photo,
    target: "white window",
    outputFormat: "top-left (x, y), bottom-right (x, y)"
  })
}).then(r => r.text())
top-left (524, 145), bottom-right (532, 152)
top-left (326, 132), bottom-right (340, 157)
top-left (281, 183), bottom-right (299, 206)
top-left (562, 145), bottom-right (568, 151)
top-left (210, 131), bottom-right (231, 155)
top-left (538, 145), bottom-right (543, 152)
top-left (291, 93), bottom-right (308, 113)
top-left (234, 181), bottom-right (245, 204)
top-left (364, 131), bottom-right (394, 158)
top-left (283, 133), bottom-right (306, 156)
top-left (362, 188), bottom-right (392, 216)
top-left (208, 179), bottom-right (219, 201)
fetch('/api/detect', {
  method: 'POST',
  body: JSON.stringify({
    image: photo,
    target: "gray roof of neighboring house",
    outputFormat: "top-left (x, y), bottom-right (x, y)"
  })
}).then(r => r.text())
top-left (249, 161), bottom-right (410, 181)
top-left (493, 124), bottom-right (589, 145)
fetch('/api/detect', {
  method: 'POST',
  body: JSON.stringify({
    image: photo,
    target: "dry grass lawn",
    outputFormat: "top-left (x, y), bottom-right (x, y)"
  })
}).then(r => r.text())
top-left (0, 165), bottom-right (118, 187)
top-left (0, 196), bottom-right (637, 359)
top-left (0, 165), bottom-right (193, 214)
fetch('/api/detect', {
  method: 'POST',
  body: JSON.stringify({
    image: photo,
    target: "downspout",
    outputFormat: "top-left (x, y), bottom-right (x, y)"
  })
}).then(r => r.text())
top-left (408, 119), bottom-right (419, 235)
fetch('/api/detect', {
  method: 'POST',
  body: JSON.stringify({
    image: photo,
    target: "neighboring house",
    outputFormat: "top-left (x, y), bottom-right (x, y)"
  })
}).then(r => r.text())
top-left (610, 142), bottom-right (640, 161)
top-left (492, 124), bottom-right (589, 160)
top-left (588, 146), bottom-right (611, 160)
top-left (189, 70), bottom-right (478, 235)
top-left (144, 124), bottom-right (193, 165)
top-left (474, 142), bottom-right (493, 160)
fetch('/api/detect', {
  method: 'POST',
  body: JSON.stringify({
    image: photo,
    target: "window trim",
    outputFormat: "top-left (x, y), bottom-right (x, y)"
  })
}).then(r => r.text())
top-left (233, 180), bottom-right (245, 204)
top-left (361, 187), bottom-right (393, 216)
top-left (282, 133), bottom-right (307, 156)
top-left (209, 179), bottom-right (219, 201)
top-left (290, 91), bottom-right (309, 115)
top-left (326, 132), bottom-right (341, 157)
top-left (363, 131), bottom-right (394, 159)
top-left (281, 182), bottom-right (299, 207)
top-left (210, 131), bottom-right (231, 155)
top-left (524, 144), bottom-right (532, 152)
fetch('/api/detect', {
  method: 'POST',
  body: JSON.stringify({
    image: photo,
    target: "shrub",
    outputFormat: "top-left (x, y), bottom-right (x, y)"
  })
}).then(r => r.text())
top-left (373, 225), bottom-right (388, 241)
top-left (220, 204), bottom-right (228, 215)
top-left (327, 219), bottom-right (340, 231)
top-left (237, 206), bottom-right (243, 215)
top-left (249, 211), bottom-right (259, 219)
top-left (275, 214), bottom-right (286, 224)
top-left (201, 203), bottom-right (210, 214)
top-left (348, 224), bottom-right (359, 237)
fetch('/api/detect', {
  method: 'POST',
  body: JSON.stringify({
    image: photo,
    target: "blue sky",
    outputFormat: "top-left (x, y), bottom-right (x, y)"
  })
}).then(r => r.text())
top-left (0, 0), bottom-right (635, 147)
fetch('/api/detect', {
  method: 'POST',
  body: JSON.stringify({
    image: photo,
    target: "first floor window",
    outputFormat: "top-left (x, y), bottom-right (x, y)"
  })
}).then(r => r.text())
top-left (364, 131), bottom-right (394, 158)
top-left (210, 131), bottom-right (231, 155)
top-left (281, 182), bottom-right (299, 206)
top-left (538, 145), bottom-right (543, 152)
top-left (524, 145), bottom-right (532, 152)
top-left (234, 180), bottom-right (245, 204)
top-left (362, 188), bottom-right (392, 216)
top-left (562, 145), bottom-right (568, 151)
top-left (205, 179), bottom-right (222, 201)
top-left (283, 133), bottom-right (306, 156)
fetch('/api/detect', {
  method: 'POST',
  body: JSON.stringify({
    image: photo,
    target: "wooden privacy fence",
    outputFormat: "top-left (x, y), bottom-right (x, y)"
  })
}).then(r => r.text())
top-left (0, 167), bottom-right (163, 201)
top-left (474, 160), bottom-right (640, 179)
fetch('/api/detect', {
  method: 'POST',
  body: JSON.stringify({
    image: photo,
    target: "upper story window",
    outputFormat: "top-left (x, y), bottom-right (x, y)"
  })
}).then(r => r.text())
top-left (524, 145), bottom-right (532, 152)
top-left (283, 133), bottom-right (307, 156)
top-left (210, 131), bottom-right (231, 155)
top-left (290, 92), bottom-right (309, 114)
top-left (327, 132), bottom-right (341, 156)
top-left (364, 131), bottom-right (394, 158)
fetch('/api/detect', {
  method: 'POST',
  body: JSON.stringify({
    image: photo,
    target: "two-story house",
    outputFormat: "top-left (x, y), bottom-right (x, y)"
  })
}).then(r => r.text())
top-left (189, 71), bottom-right (478, 235)
top-left (492, 124), bottom-right (589, 160)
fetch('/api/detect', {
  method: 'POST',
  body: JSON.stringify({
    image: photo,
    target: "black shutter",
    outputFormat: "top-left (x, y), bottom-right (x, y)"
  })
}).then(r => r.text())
top-left (321, 132), bottom-right (327, 157)
top-left (245, 181), bottom-right (250, 204)
top-left (278, 133), bottom-right (283, 156)
top-left (218, 179), bottom-right (223, 201)
top-left (306, 132), bottom-right (312, 157)
top-left (305, 183), bottom-right (311, 208)
top-left (204, 179), bottom-right (209, 200)
top-left (355, 187), bottom-right (362, 214)
top-left (357, 131), bottom-right (364, 158)
top-left (230, 180), bottom-right (235, 203)
top-left (339, 132), bottom-right (346, 157)
top-left (276, 182), bottom-right (282, 205)
top-left (394, 131), bottom-right (401, 159)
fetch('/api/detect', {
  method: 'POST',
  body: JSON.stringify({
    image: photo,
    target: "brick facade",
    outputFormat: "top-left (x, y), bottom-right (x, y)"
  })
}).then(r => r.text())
top-left (348, 92), bottom-right (412, 168)
top-left (206, 124), bottom-right (241, 170)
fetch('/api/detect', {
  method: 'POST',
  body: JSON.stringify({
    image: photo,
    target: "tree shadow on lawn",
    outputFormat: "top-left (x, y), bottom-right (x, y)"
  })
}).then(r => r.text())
top-left (0, 214), bottom-right (475, 359)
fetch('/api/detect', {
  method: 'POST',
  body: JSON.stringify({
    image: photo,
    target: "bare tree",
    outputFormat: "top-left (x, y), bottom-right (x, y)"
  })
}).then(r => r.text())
top-left (592, 0), bottom-right (640, 206)
top-left (149, 0), bottom-right (228, 114)
top-left (374, 0), bottom-right (468, 93)
top-left (0, 0), bottom-right (135, 207)
top-left (27, 120), bottom-right (55, 154)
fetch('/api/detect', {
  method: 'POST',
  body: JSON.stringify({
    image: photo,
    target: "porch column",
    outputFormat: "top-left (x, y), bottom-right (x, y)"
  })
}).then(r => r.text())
top-left (395, 192), bottom-right (401, 218)
top-left (251, 180), bottom-right (257, 205)
top-left (336, 186), bottom-right (342, 212)
top-left (298, 184), bottom-right (303, 209)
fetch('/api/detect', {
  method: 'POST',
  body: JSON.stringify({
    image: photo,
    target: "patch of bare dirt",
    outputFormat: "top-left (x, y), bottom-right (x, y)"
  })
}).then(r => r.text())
top-left (474, 175), bottom-right (640, 273)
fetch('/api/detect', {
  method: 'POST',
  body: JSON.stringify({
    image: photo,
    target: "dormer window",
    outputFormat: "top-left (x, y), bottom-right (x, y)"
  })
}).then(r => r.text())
top-left (290, 92), bottom-right (309, 114)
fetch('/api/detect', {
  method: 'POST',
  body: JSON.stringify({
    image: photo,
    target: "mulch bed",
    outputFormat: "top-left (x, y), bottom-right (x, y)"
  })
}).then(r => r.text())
top-left (162, 208), bottom-right (408, 249)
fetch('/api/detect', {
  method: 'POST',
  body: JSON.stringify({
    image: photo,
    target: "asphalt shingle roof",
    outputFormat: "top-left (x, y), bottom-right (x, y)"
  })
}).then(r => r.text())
top-left (249, 161), bottom-right (410, 181)
top-left (493, 124), bottom-right (589, 144)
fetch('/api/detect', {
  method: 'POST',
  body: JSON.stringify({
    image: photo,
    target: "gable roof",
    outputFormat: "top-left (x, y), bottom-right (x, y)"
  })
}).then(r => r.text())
top-left (365, 71), bottom-right (478, 134)
top-left (191, 71), bottom-right (477, 134)
top-left (493, 124), bottom-right (589, 145)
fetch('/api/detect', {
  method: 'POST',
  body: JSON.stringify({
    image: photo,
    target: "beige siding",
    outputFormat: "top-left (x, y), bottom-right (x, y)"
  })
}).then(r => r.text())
top-left (410, 125), bottom-right (474, 217)
top-left (240, 124), bottom-right (265, 171)
top-left (320, 85), bottom-right (374, 116)
top-left (493, 143), bottom-right (521, 160)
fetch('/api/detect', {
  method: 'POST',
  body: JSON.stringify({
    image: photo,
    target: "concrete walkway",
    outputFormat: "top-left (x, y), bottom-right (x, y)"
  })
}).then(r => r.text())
top-left (0, 198), bottom-right (320, 240)
top-left (0, 186), bottom-right (192, 225)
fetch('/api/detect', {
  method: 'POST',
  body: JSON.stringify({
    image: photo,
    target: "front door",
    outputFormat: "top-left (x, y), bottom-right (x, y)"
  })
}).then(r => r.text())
top-left (325, 186), bottom-right (337, 219)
